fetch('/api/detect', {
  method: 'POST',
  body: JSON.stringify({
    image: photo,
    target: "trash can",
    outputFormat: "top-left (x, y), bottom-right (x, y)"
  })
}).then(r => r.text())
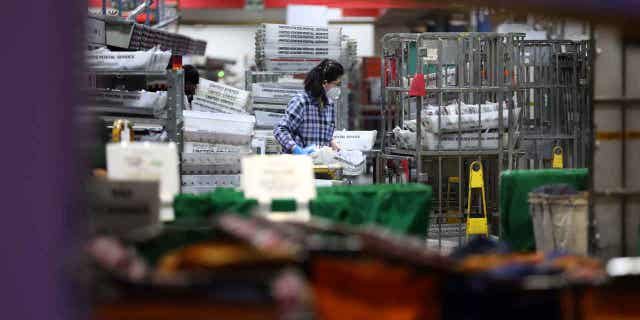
top-left (528, 189), bottom-right (589, 255)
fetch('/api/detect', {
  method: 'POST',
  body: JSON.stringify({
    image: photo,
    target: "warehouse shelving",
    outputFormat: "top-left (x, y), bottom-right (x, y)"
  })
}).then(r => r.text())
top-left (90, 14), bottom-right (206, 56)
top-left (86, 68), bottom-right (185, 151)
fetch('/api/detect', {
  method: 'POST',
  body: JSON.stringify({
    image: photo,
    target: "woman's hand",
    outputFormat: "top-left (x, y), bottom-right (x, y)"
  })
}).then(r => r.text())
top-left (330, 139), bottom-right (341, 152)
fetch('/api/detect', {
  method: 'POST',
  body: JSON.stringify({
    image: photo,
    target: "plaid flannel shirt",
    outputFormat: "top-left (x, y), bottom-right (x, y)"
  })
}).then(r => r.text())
top-left (273, 91), bottom-right (336, 152)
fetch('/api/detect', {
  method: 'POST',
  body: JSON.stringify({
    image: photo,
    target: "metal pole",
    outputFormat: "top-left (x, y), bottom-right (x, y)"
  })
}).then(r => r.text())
top-left (458, 155), bottom-right (463, 245)
top-left (416, 35), bottom-right (425, 183)
top-left (102, 0), bottom-right (107, 15)
top-left (621, 42), bottom-right (628, 256)
top-left (416, 95), bottom-right (423, 182)
top-left (380, 39), bottom-right (387, 154)
top-left (438, 156), bottom-right (443, 249)
top-left (146, 0), bottom-right (151, 25)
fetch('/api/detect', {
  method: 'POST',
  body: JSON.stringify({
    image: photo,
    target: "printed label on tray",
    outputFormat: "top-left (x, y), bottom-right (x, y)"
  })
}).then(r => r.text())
top-left (241, 155), bottom-right (316, 203)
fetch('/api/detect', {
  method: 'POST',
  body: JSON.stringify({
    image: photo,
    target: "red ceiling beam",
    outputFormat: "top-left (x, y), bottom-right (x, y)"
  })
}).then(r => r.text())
top-left (264, 0), bottom-right (437, 9)
top-left (179, 0), bottom-right (245, 8)
top-left (342, 8), bottom-right (384, 17)
top-left (88, 0), bottom-right (179, 9)
top-left (89, 0), bottom-right (434, 11)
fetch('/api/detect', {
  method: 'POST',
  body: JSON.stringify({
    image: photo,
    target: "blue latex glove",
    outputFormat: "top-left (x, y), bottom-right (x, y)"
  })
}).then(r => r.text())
top-left (292, 146), bottom-right (306, 155)
top-left (292, 145), bottom-right (316, 155)
top-left (302, 144), bottom-right (317, 154)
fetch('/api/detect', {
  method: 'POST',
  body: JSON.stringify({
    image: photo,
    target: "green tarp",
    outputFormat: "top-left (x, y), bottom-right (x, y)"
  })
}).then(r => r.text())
top-left (499, 168), bottom-right (589, 252)
top-left (173, 184), bottom-right (433, 237)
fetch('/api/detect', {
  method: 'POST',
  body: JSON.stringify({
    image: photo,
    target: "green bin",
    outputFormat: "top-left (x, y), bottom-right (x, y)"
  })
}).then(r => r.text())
top-left (499, 168), bottom-right (589, 251)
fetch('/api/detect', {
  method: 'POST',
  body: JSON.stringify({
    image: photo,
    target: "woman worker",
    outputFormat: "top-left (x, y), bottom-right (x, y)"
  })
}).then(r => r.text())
top-left (274, 59), bottom-right (344, 155)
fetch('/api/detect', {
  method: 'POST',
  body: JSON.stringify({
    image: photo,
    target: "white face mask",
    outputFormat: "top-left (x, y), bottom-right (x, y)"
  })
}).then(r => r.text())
top-left (326, 87), bottom-right (341, 102)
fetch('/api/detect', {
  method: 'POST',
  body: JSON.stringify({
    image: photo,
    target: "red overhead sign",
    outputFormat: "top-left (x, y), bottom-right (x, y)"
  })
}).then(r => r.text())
top-left (88, 0), bottom-right (432, 14)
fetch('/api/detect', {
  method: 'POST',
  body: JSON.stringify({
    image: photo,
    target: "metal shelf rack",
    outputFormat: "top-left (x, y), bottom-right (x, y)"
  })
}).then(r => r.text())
top-left (378, 32), bottom-right (525, 246)
top-left (512, 39), bottom-right (592, 169)
top-left (377, 32), bottom-right (593, 249)
top-left (86, 69), bottom-right (185, 151)
top-left (90, 14), bottom-right (206, 56)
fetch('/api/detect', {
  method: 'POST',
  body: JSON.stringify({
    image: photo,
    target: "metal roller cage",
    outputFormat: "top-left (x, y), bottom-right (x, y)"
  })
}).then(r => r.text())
top-left (376, 32), bottom-right (591, 251)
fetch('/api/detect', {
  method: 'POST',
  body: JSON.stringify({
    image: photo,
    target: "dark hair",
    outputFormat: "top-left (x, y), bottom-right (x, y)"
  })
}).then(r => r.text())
top-left (304, 59), bottom-right (344, 106)
top-left (183, 65), bottom-right (200, 86)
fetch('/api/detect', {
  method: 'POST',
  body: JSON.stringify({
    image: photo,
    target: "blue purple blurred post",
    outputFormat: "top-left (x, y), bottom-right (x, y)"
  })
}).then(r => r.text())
top-left (0, 1), bottom-right (88, 320)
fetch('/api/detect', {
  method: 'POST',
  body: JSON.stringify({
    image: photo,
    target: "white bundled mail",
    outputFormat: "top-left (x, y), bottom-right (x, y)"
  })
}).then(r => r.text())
top-left (312, 147), bottom-right (366, 176)
top-left (256, 24), bottom-right (343, 72)
top-left (183, 110), bottom-right (255, 145)
top-left (415, 101), bottom-right (500, 117)
top-left (251, 83), bottom-right (302, 104)
top-left (259, 58), bottom-right (324, 72)
top-left (393, 127), bottom-right (502, 150)
top-left (184, 142), bottom-right (251, 154)
top-left (192, 96), bottom-right (248, 114)
top-left (332, 130), bottom-right (377, 151)
top-left (259, 45), bottom-right (342, 59)
top-left (87, 89), bottom-right (167, 109)
top-left (258, 24), bottom-right (343, 46)
top-left (405, 105), bottom-right (520, 133)
top-left (251, 103), bottom-right (288, 112)
top-left (195, 78), bottom-right (250, 113)
top-left (334, 150), bottom-right (366, 176)
top-left (87, 46), bottom-right (171, 72)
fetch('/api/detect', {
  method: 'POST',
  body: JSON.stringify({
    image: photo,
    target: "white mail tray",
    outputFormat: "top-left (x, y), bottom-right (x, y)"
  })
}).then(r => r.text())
top-left (332, 130), bottom-right (377, 151)
top-left (254, 110), bottom-right (284, 128)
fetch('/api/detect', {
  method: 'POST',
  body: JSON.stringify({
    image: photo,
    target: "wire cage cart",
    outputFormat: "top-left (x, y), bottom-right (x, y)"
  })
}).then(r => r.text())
top-left (512, 39), bottom-right (593, 169)
top-left (377, 33), bottom-right (593, 249)
top-left (378, 32), bottom-right (525, 248)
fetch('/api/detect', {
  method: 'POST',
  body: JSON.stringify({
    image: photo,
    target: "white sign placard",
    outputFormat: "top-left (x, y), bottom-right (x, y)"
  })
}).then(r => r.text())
top-left (426, 48), bottom-right (439, 61)
top-left (241, 155), bottom-right (316, 204)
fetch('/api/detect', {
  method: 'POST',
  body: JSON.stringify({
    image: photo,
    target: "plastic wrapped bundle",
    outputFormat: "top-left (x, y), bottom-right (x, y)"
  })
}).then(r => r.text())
top-left (183, 142), bottom-right (251, 154)
top-left (87, 46), bottom-right (171, 72)
top-left (255, 24), bottom-right (343, 72)
top-left (254, 110), bottom-right (284, 129)
top-left (182, 143), bottom-right (251, 175)
top-left (87, 89), bottom-right (167, 109)
top-left (404, 104), bottom-right (519, 133)
top-left (183, 110), bottom-right (255, 145)
top-left (312, 147), bottom-right (366, 176)
top-left (393, 127), bottom-right (503, 150)
top-left (256, 24), bottom-right (343, 46)
top-left (251, 83), bottom-right (302, 104)
top-left (194, 78), bottom-right (250, 114)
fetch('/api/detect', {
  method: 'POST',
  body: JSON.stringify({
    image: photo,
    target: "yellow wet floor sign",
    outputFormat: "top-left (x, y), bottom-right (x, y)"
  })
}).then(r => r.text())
top-left (552, 146), bottom-right (563, 169)
top-left (466, 161), bottom-right (488, 237)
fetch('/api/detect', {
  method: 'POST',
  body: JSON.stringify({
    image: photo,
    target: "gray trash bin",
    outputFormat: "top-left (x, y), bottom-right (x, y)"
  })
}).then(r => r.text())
top-left (528, 191), bottom-right (589, 255)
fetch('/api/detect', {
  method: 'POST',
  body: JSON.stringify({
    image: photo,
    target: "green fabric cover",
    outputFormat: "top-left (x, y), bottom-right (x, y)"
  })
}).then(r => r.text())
top-left (309, 194), bottom-right (350, 221)
top-left (174, 188), bottom-right (257, 224)
top-left (271, 199), bottom-right (297, 212)
top-left (407, 42), bottom-right (417, 76)
top-left (174, 184), bottom-right (433, 237)
top-left (315, 184), bottom-right (433, 237)
top-left (499, 168), bottom-right (589, 252)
